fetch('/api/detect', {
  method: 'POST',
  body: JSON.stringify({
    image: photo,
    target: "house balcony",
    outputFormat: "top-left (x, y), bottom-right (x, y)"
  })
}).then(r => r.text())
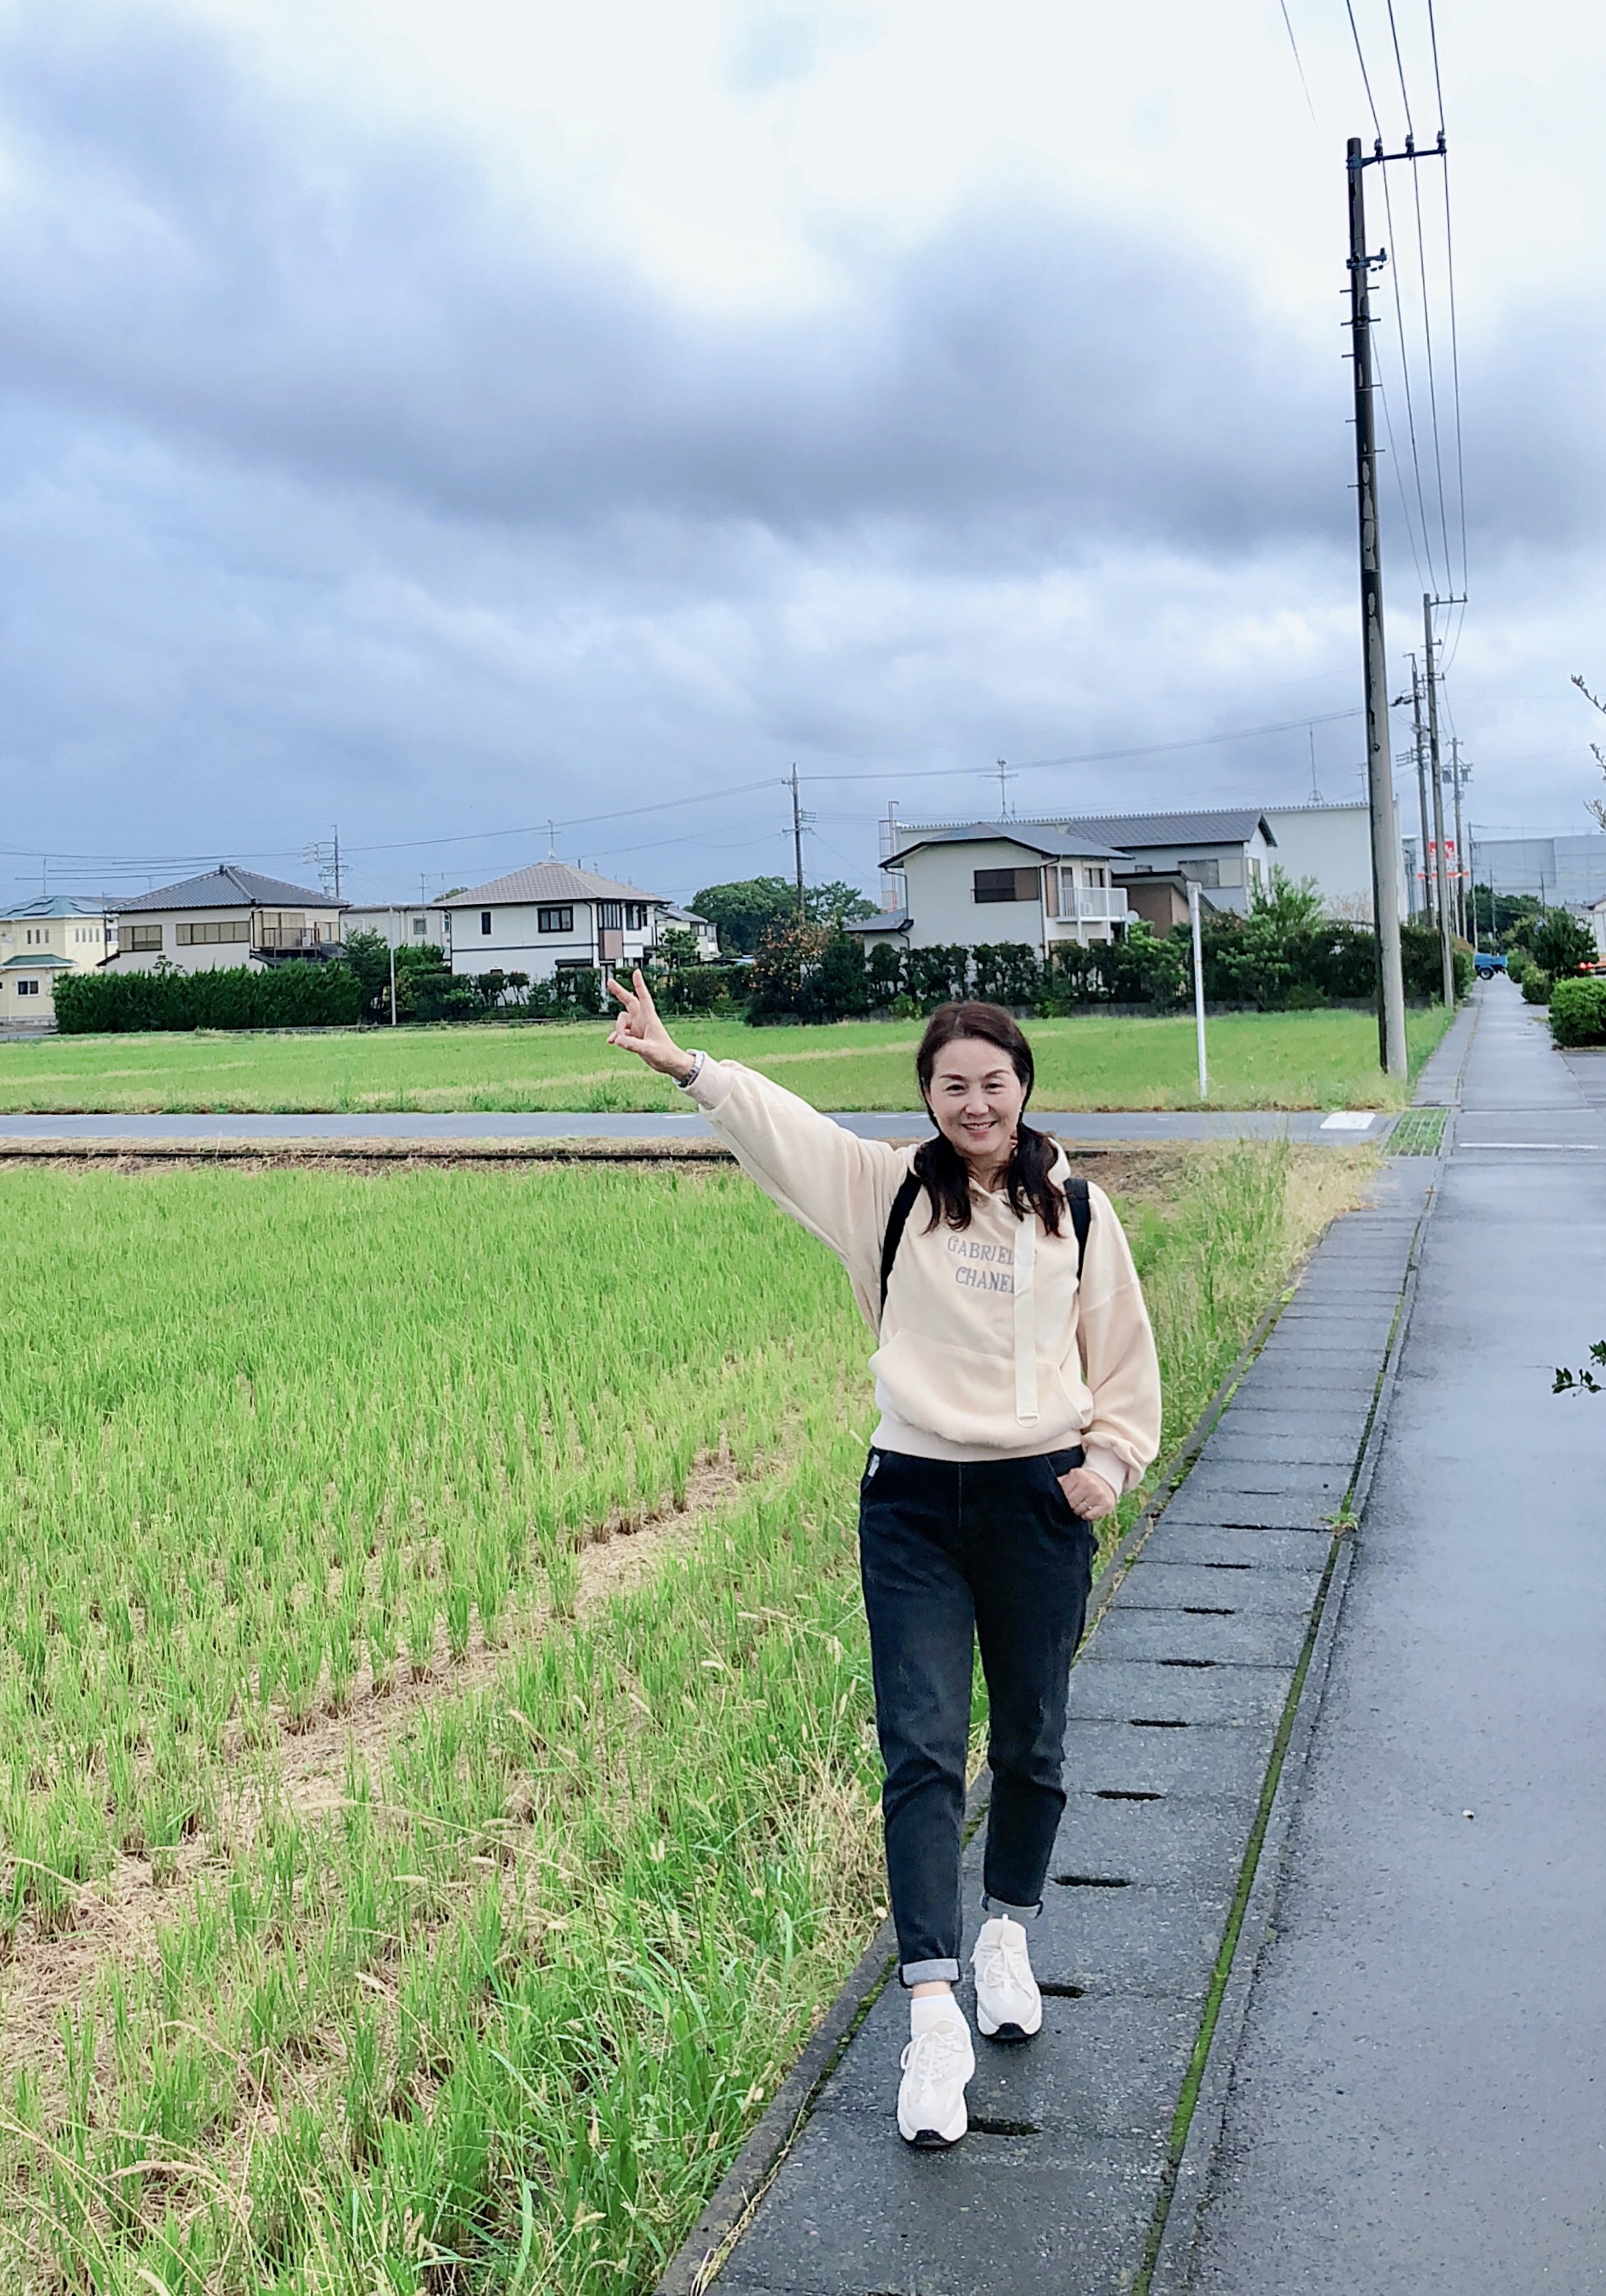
top-left (1045, 888), bottom-right (1131, 942)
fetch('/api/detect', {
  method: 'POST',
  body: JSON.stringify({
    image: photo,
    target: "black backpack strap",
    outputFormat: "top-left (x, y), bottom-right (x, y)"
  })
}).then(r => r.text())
top-left (878, 1168), bottom-right (925, 1324)
top-left (1067, 1172), bottom-right (1092, 1272)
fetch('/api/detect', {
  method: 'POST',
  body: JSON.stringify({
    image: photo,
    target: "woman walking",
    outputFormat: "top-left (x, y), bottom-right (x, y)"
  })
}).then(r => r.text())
top-left (606, 977), bottom-right (1161, 2148)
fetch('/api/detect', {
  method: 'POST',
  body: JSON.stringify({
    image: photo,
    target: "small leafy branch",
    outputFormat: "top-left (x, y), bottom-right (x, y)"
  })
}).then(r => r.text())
top-left (1552, 1340), bottom-right (1606, 1397)
top-left (1569, 674), bottom-right (1606, 831)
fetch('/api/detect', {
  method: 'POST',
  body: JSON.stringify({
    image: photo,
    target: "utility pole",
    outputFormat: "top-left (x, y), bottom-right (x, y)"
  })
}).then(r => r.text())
top-left (1450, 738), bottom-right (1469, 944)
top-left (1422, 595), bottom-right (1455, 1003)
top-left (1347, 135), bottom-right (1408, 1076)
top-left (331, 824), bottom-right (342, 900)
top-left (1188, 879), bottom-right (1208, 1102)
top-left (1407, 654), bottom-right (1433, 922)
top-left (788, 764), bottom-right (808, 917)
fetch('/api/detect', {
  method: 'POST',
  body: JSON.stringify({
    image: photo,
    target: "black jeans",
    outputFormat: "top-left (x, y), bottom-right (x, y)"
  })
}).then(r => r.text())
top-left (857, 1446), bottom-right (1096, 1986)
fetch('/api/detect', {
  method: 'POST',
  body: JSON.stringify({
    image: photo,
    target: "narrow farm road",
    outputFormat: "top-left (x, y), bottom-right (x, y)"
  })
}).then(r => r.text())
top-left (1177, 980), bottom-right (1606, 2291)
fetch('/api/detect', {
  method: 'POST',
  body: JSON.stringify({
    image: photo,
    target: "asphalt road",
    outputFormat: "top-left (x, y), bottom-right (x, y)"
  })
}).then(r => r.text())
top-left (1181, 982), bottom-right (1606, 2291)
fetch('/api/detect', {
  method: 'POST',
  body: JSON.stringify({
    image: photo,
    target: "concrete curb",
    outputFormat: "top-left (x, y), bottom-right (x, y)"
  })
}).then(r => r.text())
top-left (1143, 1178), bottom-right (1437, 2294)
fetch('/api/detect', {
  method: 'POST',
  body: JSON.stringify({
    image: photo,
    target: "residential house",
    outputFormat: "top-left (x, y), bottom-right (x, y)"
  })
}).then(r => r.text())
top-left (845, 907), bottom-right (915, 955)
top-left (441, 862), bottom-right (664, 986)
top-left (882, 824), bottom-right (1132, 956)
top-left (0, 894), bottom-right (112, 1024)
top-left (110, 866), bottom-right (346, 974)
top-left (1065, 808), bottom-right (1277, 917)
top-left (1590, 892), bottom-right (1606, 959)
top-left (653, 902), bottom-right (721, 963)
top-left (343, 902), bottom-right (456, 954)
top-left (1262, 800), bottom-right (1408, 921)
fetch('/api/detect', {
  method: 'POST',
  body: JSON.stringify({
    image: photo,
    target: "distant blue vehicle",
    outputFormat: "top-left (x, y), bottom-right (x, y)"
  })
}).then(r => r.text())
top-left (1474, 951), bottom-right (1509, 979)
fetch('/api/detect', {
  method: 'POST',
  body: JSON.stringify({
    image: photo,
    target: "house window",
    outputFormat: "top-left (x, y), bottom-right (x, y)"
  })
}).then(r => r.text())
top-left (480, 911), bottom-right (493, 935)
top-left (411, 915), bottom-right (428, 936)
top-left (625, 902), bottom-right (648, 930)
top-left (537, 906), bottom-right (574, 935)
top-left (1182, 859), bottom-right (1221, 889)
top-left (176, 921), bottom-right (250, 945)
top-left (972, 867), bottom-right (1039, 904)
top-left (598, 902), bottom-right (623, 930)
top-left (16, 978), bottom-right (39, 996)
top-left (125, 925), bottom-right (163, 952)
top-left (1083, 866), bottom-right (1107, 888)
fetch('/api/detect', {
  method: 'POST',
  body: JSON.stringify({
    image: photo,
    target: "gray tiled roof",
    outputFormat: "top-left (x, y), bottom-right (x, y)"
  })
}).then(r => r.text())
top-left (1061, 808), bottom-right (1276, 849)
top-left (115, 865), bottom-right (344, 913)
top-left (2, 950), bottom-right (74, 970)
top-left (884, 822), bottom-right (1132, 868)
top-left (442, 861), bottom-right (665, 907)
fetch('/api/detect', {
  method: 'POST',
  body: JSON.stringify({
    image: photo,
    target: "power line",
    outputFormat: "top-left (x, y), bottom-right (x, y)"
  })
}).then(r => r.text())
top-left (1383, 0), bottom-right (1415, 139)
top-left (1277, 0), bottom-right (1319, 123)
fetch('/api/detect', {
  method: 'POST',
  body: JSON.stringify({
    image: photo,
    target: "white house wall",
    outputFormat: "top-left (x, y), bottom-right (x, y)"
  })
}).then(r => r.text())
top-left (448, 902), bottom-right (658, 982)
top-left (1262, 803), bottom-right (1407, 924)
top-left (902, 839), bottom-right (1047, 953)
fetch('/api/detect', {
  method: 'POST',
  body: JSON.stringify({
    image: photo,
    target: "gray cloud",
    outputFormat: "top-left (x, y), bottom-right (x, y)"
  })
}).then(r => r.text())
top-left (0, 2), bottom-right (1599, 906)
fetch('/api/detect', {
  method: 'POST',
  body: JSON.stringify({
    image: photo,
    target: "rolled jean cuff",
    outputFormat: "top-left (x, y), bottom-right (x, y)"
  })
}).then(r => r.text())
top-left (981, 1895), bottom-right (1042, 1922)
top-left (900, 1956), bottom-right (961, 1989)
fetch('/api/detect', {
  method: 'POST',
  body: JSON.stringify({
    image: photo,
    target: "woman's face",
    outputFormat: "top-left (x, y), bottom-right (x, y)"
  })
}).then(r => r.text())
top-left (924, 1035), bottom-right (1029, 1167)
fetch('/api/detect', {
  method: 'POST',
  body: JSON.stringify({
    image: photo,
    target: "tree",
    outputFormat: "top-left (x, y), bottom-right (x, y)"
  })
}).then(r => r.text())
top-left (691, 875), bottom-right (875, 953)
top-left (805, 879), bottom-right (877, 928)
top-left (657, 924), bottom-right (701, 968)
top-left (1527, 908), bottom-right (1596, 979)
top-left (339, 929), bottom-right (392, 1021)
top-left (1250, 865), bottom-right (1326, 931)
top-left (691, 878), bottom-right (798, 954)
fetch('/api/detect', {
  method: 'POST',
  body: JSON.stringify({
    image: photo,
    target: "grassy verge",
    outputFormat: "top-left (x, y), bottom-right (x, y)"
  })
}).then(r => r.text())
top-left (0, 1005), bottom-right (1455, 1114)
top-left (0, 1146), bottom-right (1372, 2291)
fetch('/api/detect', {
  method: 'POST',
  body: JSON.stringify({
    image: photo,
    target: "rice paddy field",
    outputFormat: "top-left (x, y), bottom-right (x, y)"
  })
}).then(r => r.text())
top-left (0, 1004), bottom-right (1454, 1115)
top-left (0, 1144), bottom-right (1369, 2293)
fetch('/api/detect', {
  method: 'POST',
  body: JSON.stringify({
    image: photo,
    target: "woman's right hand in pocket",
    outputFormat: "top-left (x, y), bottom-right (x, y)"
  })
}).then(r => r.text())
top-left (606, 968), bottom-right (695, 1080)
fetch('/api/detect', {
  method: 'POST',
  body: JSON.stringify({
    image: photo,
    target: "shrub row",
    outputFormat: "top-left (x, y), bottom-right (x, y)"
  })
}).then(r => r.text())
top-left (1549, 976), bottom-right (1606, 1047)
top-left (737, 915), bottom-right (1472, 1025)
top-left (54, 962), bottom-right (367, 1035)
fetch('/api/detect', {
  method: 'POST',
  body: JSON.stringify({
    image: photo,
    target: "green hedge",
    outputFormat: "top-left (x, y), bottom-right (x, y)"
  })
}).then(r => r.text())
top-left (1521, 968), bottom-right (1552, 1006)
top-left (1549, 976), bottom-right (1606, 1047)
top-left (54, 962), bottom-right (367, 1034)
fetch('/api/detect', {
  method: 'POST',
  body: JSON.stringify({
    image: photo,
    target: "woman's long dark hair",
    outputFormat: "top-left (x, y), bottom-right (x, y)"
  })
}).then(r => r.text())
top-left (913, 1000), bottom-right (1065, 1236)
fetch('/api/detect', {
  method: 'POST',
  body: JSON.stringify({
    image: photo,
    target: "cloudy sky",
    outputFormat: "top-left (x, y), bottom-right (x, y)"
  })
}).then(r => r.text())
top-left (0, 0), bottom-right (1602, 911)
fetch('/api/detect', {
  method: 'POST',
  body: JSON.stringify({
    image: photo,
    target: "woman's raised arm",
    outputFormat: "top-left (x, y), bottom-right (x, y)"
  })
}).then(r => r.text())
top-left (606, 968), bottom-right (905, 1314)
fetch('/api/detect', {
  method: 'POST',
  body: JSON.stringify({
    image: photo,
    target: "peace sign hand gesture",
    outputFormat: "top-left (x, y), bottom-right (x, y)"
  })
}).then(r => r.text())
top-left (606, 968), bottom-right (695, 1081)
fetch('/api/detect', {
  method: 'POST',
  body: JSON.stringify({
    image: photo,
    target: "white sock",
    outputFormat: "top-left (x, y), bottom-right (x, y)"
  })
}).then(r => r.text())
top-left (910, 1992), bottom-right (962, 2036)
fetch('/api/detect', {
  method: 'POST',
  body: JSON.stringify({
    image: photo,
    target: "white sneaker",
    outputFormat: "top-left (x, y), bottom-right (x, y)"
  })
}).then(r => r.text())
top-left (897, 2014), bottom-right (975, 2148)
top-left (972, 1915), bottom-right (1042, 2041)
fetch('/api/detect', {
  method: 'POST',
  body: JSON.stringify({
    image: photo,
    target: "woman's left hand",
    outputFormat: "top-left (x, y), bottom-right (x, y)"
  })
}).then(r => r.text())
top-left (1059, 1466), bottom-right (1117, 1521)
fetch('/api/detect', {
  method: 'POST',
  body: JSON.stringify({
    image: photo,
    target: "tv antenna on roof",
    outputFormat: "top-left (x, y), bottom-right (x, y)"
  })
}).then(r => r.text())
top-left (995, 757), bottom-right (1015, 818)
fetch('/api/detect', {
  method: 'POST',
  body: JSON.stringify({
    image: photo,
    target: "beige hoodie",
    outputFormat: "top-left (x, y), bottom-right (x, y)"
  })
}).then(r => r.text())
top-left (685, 1057), bottom-right (1162, 1495)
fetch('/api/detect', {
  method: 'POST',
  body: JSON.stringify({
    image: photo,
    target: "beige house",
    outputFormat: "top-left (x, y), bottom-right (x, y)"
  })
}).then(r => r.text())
top-left (0, 895), bottom-right (113, 1024)
top-left (883, 825), bottom-right (1133, 954)
top-left (110, 866), bottom-right (346, 974)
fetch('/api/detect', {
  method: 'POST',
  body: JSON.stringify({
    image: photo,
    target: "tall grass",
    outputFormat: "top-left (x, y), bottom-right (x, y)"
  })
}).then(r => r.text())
top-left (0, 1146), bottom-right (1369, 2291)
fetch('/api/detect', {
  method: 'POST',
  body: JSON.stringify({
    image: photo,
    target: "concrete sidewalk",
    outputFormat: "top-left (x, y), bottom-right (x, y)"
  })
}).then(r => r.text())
top-left (1169, 978), bottom-right (1606, 2291)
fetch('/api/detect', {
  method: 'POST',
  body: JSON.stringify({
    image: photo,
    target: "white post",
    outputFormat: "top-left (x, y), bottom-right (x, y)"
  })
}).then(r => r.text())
top-left (1189, 879), bottom-right (1208, 1101)
top-left (388, 907), bottom-right (398, 1027)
